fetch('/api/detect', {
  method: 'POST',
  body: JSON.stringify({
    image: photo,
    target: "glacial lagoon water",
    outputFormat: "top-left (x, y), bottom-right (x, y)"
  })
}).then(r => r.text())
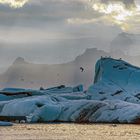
top-left (0, 123), bottom-right (140, 140)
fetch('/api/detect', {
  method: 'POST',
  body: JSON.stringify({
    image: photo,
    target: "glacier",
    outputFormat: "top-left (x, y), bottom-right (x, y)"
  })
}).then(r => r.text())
top-left (1, 58), bottom-right (140, 124)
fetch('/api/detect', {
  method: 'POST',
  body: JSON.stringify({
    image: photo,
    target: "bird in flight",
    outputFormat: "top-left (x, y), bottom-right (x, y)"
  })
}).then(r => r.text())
top-left (80, 67), bottom-right (84, 72)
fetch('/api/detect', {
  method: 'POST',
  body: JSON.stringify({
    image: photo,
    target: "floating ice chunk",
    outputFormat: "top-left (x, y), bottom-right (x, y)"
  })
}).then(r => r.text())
top-left (0, 121), bottom-right (13, 126)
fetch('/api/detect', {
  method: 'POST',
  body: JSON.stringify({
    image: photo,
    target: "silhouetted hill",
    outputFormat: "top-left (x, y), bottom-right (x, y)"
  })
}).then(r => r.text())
top-left (0, 47), bottom-right (140, 89)
top-left (110, 32), bottom-right (140, 55)
top-left (0, 48), bottom-right (110, 89)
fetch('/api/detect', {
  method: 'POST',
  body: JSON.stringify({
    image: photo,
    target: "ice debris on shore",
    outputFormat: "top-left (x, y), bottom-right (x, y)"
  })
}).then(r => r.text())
top-left (0, 121), bottom-right (13, 126)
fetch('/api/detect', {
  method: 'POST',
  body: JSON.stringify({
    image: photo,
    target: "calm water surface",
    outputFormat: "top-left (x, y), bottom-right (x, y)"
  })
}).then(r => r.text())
top-left (0, 123), bottom-right (140, 140)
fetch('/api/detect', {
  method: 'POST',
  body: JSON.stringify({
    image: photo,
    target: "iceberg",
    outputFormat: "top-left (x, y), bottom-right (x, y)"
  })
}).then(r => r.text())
top-left (0, 95), bottom-right (140, 123)
top-left (1, 58), bottom-right (140, 124)
top-left (88, 57), bottom-right (140, 104)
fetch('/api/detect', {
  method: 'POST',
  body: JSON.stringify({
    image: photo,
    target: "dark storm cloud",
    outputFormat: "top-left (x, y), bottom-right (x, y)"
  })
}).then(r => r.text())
top-left (0, 0), bottom-right (122, 72)
top-left (97, 0), bottom-right (136, 8)
top-left (0, 0), bottom-right (91, 27)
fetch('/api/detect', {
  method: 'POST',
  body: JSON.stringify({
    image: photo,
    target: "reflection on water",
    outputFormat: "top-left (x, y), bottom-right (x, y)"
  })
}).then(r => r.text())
top-left (0, 123), bottom-right (140, 140)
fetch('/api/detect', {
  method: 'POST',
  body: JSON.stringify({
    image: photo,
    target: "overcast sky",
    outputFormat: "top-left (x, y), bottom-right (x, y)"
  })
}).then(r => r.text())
top-left (0, 0), bottom-right (140, 72)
